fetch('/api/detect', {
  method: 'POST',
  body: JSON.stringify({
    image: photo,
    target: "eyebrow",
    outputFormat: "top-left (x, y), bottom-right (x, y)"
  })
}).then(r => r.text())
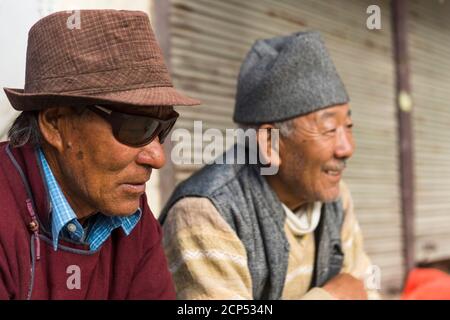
top-left (319, 111), bottom-right (335, 121)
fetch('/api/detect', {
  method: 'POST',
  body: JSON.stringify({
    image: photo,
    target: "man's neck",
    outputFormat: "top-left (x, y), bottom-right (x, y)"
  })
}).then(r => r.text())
top-left (264, 174), bottom-right (308, 211)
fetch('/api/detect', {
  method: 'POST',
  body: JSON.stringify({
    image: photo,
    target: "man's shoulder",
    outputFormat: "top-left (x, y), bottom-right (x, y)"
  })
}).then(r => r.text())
top-left (127, 194), bottom-right (163, 246)
top-left (174, 162), bottom-right (245, 198)
top-left (162, 196), bottom-right (237, 243)
top-left (164, 197), bottom-right (230, 231)
top-left (0, 145), bottom-right (29, 231)
top-left (160, 162), bottom-right (249, 224)
top-left (0, 173), bottom-right (31, 252)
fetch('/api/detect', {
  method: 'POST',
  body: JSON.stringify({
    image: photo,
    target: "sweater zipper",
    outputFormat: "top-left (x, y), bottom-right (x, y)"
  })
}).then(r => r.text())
top-left (26, 198), bottom-right (41, 261)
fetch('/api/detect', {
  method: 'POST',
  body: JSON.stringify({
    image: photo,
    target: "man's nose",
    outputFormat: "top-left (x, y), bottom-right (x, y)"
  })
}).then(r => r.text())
top-left (135, 138), bottom-right (166, 169)
top-left (335, 128), bottom-right (354, 159)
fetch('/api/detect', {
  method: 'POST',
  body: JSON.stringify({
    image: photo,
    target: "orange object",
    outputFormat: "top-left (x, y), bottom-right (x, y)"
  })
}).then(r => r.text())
top-left (401, 268), bottom-right (450, 300)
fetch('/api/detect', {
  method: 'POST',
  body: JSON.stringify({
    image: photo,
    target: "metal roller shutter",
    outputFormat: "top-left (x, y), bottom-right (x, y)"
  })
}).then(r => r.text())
top-left (409, 0), bottom-right (450, 263)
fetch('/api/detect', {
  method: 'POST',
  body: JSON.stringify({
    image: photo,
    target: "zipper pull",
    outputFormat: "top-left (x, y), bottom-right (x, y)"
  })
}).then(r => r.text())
top-left (26, 199), bottom-right (41, 261)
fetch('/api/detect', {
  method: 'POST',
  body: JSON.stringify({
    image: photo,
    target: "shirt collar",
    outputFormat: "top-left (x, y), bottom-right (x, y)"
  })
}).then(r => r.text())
top-left (283, 201), bottom-right (322, 235)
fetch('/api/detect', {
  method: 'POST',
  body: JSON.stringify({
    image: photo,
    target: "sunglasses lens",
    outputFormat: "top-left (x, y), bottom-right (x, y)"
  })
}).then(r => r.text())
top-left (158, 119), bottom-right (177, 143)
top-left (117, 117), bottom-right (160, 146)
top-left (90, 104), bottom-right (179, 147)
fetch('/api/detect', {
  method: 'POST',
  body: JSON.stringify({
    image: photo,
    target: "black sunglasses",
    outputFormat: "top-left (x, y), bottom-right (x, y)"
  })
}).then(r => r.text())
top-left (87, 105), bottom-right (179, 147)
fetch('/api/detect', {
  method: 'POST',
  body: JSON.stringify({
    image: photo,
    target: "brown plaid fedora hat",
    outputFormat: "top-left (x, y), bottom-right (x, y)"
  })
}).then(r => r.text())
top-left (3, 10), bottom-right (200, 113)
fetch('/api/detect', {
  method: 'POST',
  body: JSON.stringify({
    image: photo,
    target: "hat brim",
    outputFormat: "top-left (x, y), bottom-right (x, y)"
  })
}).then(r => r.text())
top-left (4, 86), bottom-right (201, 114)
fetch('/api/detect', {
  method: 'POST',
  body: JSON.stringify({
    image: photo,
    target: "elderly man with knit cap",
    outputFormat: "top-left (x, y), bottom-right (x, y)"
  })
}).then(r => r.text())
top-left (0, 10), bottom-right (200, 299)
top-left (160, 31), bottom-right (380, 300)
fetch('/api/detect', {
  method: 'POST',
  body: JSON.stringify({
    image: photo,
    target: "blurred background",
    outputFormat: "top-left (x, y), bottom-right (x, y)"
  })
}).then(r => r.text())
top-left (1, 0), bottom-right (449, 298)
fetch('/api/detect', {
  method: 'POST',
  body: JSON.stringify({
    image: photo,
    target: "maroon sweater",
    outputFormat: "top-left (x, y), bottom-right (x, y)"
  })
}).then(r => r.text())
top-left (0, 142), bottom-right (176, 299)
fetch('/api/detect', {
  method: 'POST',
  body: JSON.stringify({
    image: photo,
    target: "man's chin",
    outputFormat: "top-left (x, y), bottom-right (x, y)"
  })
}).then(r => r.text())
top-left (101, 201), bottom-right (141, 217)
top-left (316, 187), bottom-right (341, 203)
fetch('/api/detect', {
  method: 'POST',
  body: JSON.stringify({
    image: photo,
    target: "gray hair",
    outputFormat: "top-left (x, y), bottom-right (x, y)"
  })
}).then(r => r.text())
top-left (238, 118), bottom-right (296, 138)
top-left (273, 118), bottom-right (296, 137)
top-left (8, 111), bottom-right (42, 148)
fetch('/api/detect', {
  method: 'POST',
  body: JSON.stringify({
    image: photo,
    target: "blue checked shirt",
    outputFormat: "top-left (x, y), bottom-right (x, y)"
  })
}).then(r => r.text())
top-left (37, 148), bottom-right (141, 251)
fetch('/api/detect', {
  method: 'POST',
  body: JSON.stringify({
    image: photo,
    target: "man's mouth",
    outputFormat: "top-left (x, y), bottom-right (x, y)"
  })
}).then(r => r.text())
top-left (324, 170), bottom-right (342, 176)
top-left (323, 161), bottom-right (346, 180)
top-left (120, 173), bottom-right (151, 194)
top-left (121, 182), bottom-right (146, 194)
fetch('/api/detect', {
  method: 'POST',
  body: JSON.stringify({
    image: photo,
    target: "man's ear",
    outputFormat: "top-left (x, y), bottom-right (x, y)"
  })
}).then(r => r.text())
top-left (38, 107), bottom-right (66, 152)
top-left (257, 124), bottom-right (282, 168)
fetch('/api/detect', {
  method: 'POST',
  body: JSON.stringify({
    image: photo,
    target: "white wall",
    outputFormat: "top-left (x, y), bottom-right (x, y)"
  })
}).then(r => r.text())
top-left (0, 0), bottom-right (42, 139)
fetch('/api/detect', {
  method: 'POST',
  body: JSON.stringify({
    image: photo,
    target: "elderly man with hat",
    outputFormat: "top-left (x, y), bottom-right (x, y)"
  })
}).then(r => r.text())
top-left (0, 10), bottom-right (199, 299)
top-left (160, 31), bottom-right (380, 300)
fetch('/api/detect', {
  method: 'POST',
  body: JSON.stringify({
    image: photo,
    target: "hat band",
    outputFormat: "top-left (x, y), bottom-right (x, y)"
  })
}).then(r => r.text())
top-left (24, 64), bottom-right (173, 95)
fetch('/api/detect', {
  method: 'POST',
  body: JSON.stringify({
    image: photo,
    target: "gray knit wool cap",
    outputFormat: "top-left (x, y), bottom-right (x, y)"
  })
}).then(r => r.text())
top-left (233, 31), bottom-right (349, 124)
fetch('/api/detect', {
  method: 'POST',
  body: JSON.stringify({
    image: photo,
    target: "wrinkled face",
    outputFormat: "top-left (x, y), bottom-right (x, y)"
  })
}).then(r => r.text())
top-left (42, 106), bottom-right (173, 217)
top-left (279, 104), bottom-right (355, 203)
